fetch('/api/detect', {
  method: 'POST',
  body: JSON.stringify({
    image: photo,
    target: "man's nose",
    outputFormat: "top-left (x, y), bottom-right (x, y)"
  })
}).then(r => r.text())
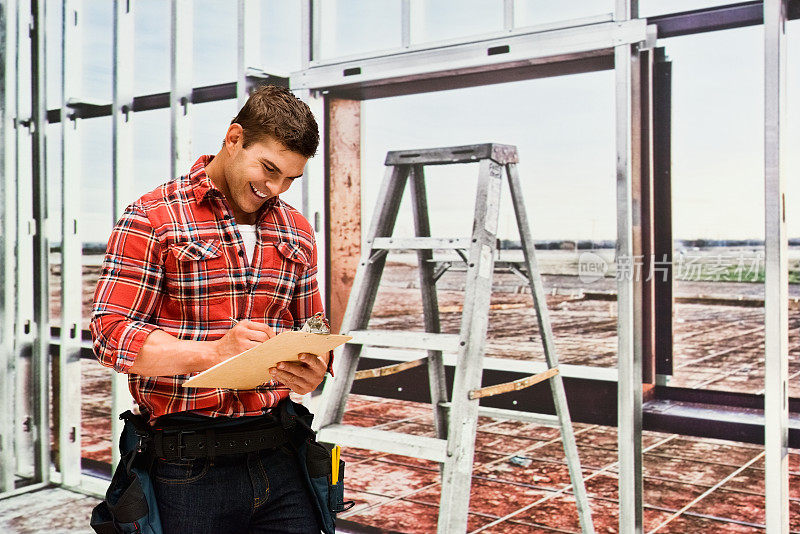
top-left (266, 180), bottom-right (281, 196)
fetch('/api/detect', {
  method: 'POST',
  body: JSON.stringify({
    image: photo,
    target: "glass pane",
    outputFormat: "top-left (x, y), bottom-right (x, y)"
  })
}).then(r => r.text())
top-left (639, 0), bottom-right (742, 18)
top-left (81, 116), bottom-right (114, 242)
top-left (83, 0), bottom-right (113, 104)
top-left (363, 72), bottom-right (618, 369)
top-left (46, 0), bottom-right (63, 109)
top-left (191, 99), bottom-right (239, 158)
top-left (261, 0), bottom-right (303, 74)
top-left (786, 19), bottom-right (800, 398)
top-left (134, 0), bottom-right (170, 95)
top-left (660, 26), bottom-right (771, 395)
top-left (514, 0), bottom-right (614, 28)
top-left (132, 107), bottom-right (171, 192)
top-left (318, 0), bottom-right (402, 60)
top-left (193, 0), bottom-right (236, 87)
top-left (411, 0), bottom-right (504, 44)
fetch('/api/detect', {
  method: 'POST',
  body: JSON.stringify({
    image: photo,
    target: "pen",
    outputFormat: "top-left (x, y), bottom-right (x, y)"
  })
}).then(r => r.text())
top-left (230, 317), bottom-right (238, 327)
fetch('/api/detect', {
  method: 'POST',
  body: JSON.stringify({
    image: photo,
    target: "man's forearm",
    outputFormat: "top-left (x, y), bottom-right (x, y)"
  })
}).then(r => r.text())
top-left (130, 329), bottom-right (218, 377)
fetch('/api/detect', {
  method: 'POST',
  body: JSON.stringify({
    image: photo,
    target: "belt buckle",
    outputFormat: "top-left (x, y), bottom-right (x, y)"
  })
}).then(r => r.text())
top-left (177, 429), bottom-right (198, 460)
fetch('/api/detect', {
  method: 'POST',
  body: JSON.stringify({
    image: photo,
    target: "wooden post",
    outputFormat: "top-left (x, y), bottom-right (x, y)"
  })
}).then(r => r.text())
top-left (326, 97), bottom-right (361, 334)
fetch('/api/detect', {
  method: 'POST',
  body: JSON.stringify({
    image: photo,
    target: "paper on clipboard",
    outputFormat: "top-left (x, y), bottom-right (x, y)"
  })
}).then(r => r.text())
top-left (182, 331), bottom-right (351, 390)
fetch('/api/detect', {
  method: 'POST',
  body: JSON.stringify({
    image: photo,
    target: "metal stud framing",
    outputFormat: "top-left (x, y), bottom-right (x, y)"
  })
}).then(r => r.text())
top-left (58, 0), bottom-right (82, 488)
top-left (110, 0), bottom-right (136, 471)
top-left (170, 0), bottom-right (192, 179)
top-left (0, 0), bottom-right (19, 495)
top-left (764, 0), bottom-right (790, 531)
top-left (0, 2), bottom-right (792, 528)
top-left (12, 0), bottom-right (36, 489)
top-left (615, 0), bottom-right (645, 531)
top-left (29, 0), bottom-right (50, 486)
top-left (236, 0), bottom-right (259, 108)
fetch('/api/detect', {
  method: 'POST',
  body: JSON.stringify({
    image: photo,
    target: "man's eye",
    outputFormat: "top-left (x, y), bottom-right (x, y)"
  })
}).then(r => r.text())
top-left (263, 165), bottom-right (275, 173)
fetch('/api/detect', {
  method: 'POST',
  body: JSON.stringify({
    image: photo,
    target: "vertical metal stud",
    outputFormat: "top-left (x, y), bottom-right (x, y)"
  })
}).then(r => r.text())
top-left (764, 0), bottom-right (789, 532)
top-left (170, 0), bottom-right (192, 179)
top-left (401, 0), bottom-right (411, 48)
top-left (310, 0), bottom-right (322, 64)
top-left (503, 0), bottom-right (514, 31)
top-left (112, 0), bottom-right (134, 222)
top-left (615, 1), bottom-right (644, 533)
top-left (301, 0), bottom-right (312, 68)
top-left (30, 0), bottom-right (51, 485)
top-left (111, 0), bottom-right (136, 469)
top-left (58, 0), bottom-right (83, 488)
top-left (14, 0), bottom-right (36, 482)
top-left (0, 0), bottom-right (20, 495)
top-left (236, 0), bottom-right (260, 108)
top-left (299, 5), bottom-right (319, 230)
top-left (295, 89), bottom-right (326, 307)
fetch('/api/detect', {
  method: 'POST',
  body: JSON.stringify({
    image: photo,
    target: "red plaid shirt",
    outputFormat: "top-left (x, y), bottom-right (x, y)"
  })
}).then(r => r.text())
top-left (91, 156), bottom-right (325, 419)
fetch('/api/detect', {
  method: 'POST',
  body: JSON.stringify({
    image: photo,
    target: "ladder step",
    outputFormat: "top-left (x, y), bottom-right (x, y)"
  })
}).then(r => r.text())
top-left (348, 330), bottom-right (461, 352)
top-left (439, 404), bottom-right (561, 428)
top-left (354, 357), bottom-right (427, 380)
top-left (469, 368), bottom-right (559, 400)
top-left (371, 237), bottom-right (471, 250)
top-left (317, 424), bottom-right (448, 463)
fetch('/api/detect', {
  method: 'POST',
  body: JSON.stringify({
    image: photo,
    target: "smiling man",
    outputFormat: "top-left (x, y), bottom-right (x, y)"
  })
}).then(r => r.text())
top-left (91, 85), bottom-right (328, 533)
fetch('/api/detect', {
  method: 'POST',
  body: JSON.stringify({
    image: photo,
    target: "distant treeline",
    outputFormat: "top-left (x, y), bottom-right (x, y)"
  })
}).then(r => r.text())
top-left (498, 238), bottom-right (800, 250)
top-left (55, 238), bottom-right (800, 255)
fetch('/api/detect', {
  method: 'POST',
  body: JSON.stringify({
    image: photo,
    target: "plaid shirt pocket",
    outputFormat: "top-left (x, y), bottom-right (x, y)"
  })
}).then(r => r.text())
top-left (258, 242), bottom-right (310, 311)
top-left (165, 239), bottom-right (230, 309)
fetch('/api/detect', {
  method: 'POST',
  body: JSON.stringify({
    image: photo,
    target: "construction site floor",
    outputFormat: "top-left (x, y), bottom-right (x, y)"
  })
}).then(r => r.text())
top-left (2, 394), bottom-right (798, 533)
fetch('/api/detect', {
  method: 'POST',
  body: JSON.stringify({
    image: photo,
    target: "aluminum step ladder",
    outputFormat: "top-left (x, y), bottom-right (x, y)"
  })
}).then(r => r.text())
top-left (314, 144), bottom-right (595, 534)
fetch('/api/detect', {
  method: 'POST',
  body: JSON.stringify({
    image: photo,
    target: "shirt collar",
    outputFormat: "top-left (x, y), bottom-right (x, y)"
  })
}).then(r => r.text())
top-left (189, 155), bottom-right (220, 203)
top-left (187, 155), bottom-right (280, 213)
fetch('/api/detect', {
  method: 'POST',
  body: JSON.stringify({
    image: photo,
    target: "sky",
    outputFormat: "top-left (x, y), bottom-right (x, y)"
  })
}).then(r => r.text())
top-left (37, 0), bottom-right (800, 244)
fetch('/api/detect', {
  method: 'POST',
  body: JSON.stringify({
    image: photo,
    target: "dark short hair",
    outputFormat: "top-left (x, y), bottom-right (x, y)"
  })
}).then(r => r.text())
top-left (229, 85), bottom-right (319, 158)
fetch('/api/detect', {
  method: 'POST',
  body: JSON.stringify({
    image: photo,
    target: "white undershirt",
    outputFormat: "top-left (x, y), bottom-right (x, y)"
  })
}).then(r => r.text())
top-left (238, 224), bottom-right (257, 264)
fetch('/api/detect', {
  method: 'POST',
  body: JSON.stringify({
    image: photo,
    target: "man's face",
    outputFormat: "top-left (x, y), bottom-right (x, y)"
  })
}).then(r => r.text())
top-left (223, 132), bottom-right (308, 222)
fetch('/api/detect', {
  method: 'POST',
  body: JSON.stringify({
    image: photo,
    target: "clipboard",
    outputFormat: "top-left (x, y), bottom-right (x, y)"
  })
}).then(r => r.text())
top-left (182, 331), bottom-right (351, 389)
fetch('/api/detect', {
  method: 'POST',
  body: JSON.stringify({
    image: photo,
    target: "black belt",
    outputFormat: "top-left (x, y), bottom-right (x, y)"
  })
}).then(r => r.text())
top-left (153, 422), bottom-right (288, 461)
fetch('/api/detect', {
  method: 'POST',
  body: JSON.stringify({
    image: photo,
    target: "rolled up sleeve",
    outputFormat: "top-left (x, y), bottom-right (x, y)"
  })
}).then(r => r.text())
top-left (287, 236), bottom-right (334, 375)
top-left (90, 204), bottom-right (164, 373)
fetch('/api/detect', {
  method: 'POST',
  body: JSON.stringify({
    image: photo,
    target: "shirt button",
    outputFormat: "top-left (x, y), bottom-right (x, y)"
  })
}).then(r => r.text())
top-left (237, 250), bottom-right (244, 258)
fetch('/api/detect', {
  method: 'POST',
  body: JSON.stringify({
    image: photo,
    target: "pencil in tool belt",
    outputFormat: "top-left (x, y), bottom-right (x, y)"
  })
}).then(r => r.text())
top-left (331, 445), bottom-right (341, 484)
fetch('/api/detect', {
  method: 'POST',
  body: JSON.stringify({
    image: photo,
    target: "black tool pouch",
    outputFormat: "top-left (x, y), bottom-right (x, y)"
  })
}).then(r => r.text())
top-left (90, 411), bottom-right (162, 534)
top-left (278, 399), bottom-right (354, 534)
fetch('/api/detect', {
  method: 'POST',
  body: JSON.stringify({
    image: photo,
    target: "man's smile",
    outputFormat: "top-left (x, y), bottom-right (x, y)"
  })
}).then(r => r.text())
top-left (250, 183), bottom-right (269, 199)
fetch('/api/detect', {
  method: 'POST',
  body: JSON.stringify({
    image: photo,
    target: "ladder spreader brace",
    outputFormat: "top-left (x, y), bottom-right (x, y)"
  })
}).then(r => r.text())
top-left (314, 143), bottom-right (595, 534)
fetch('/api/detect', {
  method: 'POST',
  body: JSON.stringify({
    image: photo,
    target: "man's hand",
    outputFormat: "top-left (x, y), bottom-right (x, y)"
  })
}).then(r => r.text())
top-left (269, 352), bottom-right (329, 395)
top-left (211, 320), bottom-right (276, 365)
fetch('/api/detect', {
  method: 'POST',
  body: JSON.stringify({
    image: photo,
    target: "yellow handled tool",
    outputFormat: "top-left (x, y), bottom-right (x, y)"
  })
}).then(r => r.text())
top-left (331, 445), bottom-right (341, 485)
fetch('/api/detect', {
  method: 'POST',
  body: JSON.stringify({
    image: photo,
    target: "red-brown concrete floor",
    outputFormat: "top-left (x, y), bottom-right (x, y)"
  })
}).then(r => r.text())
top-left (73, 386), bottom-right (799, 532)
top-left (335, 395), bottom-right (799, 534)
top-left (55, 257), bottom-right (800, 532)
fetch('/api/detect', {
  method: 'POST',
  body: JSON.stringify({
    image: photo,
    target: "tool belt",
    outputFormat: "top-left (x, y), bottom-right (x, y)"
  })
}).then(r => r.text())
top-left (151, 418), bottom-right (287, 461)
top-left (91, 410), bottom-right (163, 534)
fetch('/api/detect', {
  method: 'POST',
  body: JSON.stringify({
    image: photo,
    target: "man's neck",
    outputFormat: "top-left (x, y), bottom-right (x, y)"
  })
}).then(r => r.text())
top-left (205, 150), bottom-right (257, 225)
top-left (204, 150), bottom-right (226, 194)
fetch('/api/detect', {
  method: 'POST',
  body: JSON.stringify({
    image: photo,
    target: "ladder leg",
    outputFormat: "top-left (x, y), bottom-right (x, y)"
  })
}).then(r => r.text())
top-left (409, 164), bottom-right (449, 440)
top-left (438, 159), bottom-right (503, 533)
top-left (506, 162), bottom-right (595, 534)
top-left (315, 165), bottom-right (411, 430)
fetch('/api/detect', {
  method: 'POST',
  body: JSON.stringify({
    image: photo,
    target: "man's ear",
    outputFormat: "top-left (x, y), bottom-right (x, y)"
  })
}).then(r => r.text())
top-left (225, 123), bottom-right (244, 154)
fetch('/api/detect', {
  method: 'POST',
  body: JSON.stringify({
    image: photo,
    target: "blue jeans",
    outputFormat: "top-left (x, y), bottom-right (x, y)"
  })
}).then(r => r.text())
top-left (153, 444), bottom-right (320, 533)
